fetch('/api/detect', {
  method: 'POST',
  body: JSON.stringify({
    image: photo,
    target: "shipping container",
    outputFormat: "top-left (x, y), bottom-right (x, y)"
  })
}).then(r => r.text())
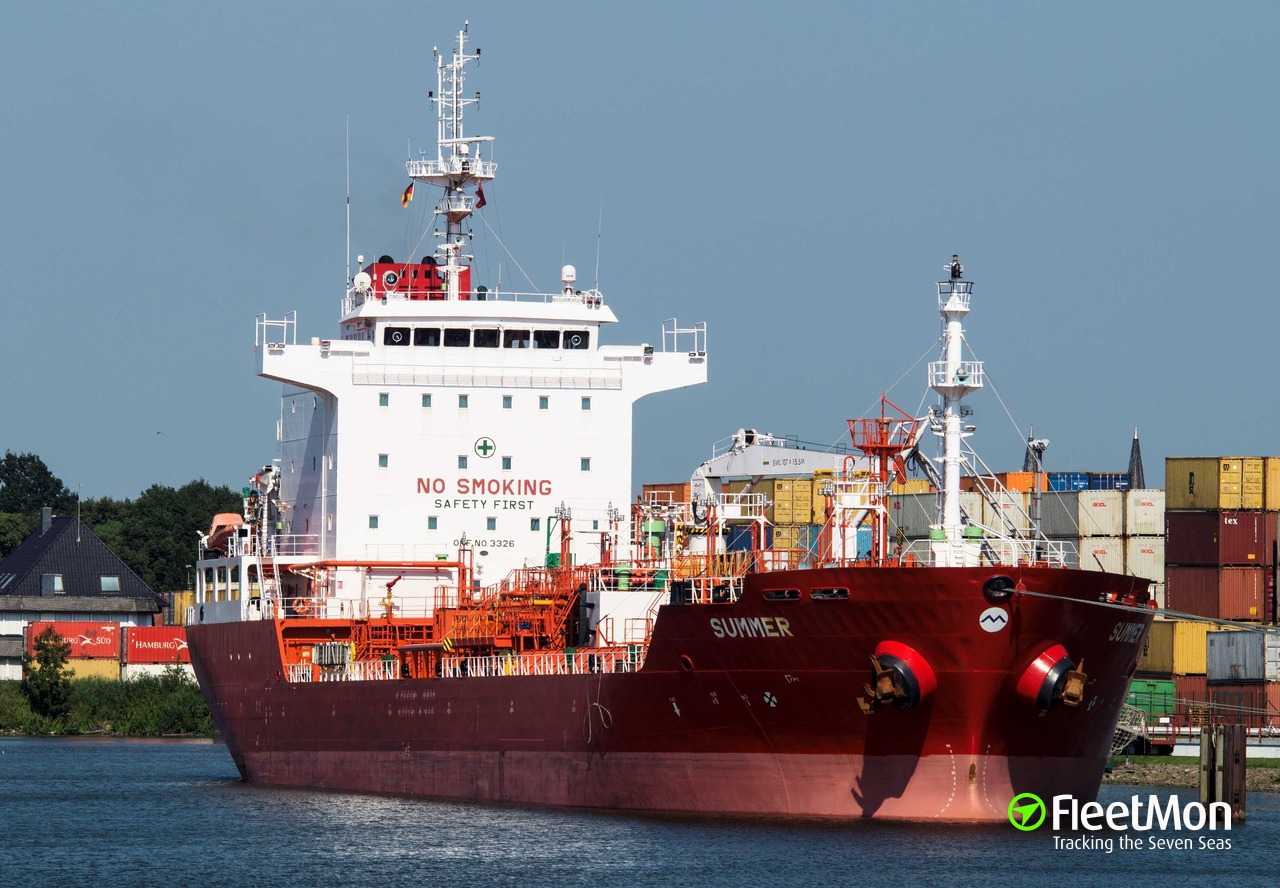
top-left (1136, 621), bottom-right (1174, 674)
top-left (64, 658), bottom-right (120, 680)
top-left (1165, 566), bottom-right (1219, 620)
top-left (1166, 457), bottom-right (1267, 511)
top-left (1125, 536), bottom-right (1164, 582)
top-left (1078, 536), bottom-right (1124, 574)
top-left (959, 472), bottom-right (1047, 493)
top-left (124, 626), bottom-right (191, 664)
top-left (1174, 675), bottom-right (1211, 724)
top-left (1150, 582), bottom-right (1166, 611)
top-left (1087, 472), bottom-right (1132, 491)
top-left (1037, 490), bottom-right (1124, 538)
top-left (122, 663), bottom-right (197, 681)
top-left (1165, 510), bottom-right (1276, 566)
top-left (1206, 630), bottom-right (1280, 683)
top-left (981, 491), bottom-right (1030, 535)
top-left (1266, 457), bottom-right (1280, 511)
top-left (1127, 678), bottom-right (1177, 716)
top-left (889, 492), bottom-right (985, 538)
top-left (24, 622), bottom-right (121, 659)
top-left (1209, 684), bottom-right (1268, 727)
top-left (1047, 471), bottom-right (1090, 492)
top-left (889, 478), bottom-right (933, 495)
top-left (1219, 566), bottom-right (1266, 621)
top-left (641, 482), bottom-right (691, 505)
top-left (1124, 489), bottom-right (1166, 536)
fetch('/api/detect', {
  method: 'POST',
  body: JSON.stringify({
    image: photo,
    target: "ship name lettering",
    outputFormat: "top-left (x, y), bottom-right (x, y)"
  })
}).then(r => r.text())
top-left (1109, 621), bottom-right (1146, 644)
top-left (709, 616), bottom-right (793, 639)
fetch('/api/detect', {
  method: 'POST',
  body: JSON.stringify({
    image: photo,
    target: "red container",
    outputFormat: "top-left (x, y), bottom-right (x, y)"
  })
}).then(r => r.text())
top-left (1266, 570), bottom-right (1277, 624)
top-left (1219, 567), bottom-right (1265, 621)
top-left (1209, 683), bottom-right (1268, 727)
top-left (25, 622), bottom-right (120, 659)
top-left (1165, 566), bottom-right (1219, 619)
top-left (1175, 675), bottom-right (1210, 724)
top-left (124, 626), bottom-right (190, 664)
top-left (1165, 510), bottom-right (1277, 566)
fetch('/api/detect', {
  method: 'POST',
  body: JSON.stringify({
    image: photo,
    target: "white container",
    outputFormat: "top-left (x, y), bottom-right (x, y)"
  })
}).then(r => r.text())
top-left (121, 663), bottom-right (197, 681)
top-left (1078, 490), bottom-right (1125, 537)
top-left (1206, 631), bottom-right (1280, 683)
top-left (982, 491), bottom-right (1030, 535)
top-left (1039, 492), bottom-right (1081, 538)
top-left (1124, 489), bottom-right (1165, 536)
top-left (1125, 535), bottom-right (1165, 582)
top-left (1078, 536), bottom-right (1125, 573)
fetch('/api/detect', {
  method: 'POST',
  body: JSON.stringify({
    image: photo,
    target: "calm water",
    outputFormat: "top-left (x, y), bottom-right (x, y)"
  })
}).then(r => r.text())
top-left (2, 737), bottom-right (1277, 887)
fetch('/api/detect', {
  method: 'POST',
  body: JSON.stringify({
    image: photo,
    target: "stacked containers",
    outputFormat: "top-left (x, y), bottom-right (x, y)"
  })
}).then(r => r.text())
top-left (1164, 457), bottom-right (1277, 622)
top-left (1163, 456), bottom-right (1280, 728)
top-left (24, 621), bottom-right (122, 680)
top-left (122, 626), bottom-right (194, 680)
top-left (1132, 619), bottom-right (1217, 726)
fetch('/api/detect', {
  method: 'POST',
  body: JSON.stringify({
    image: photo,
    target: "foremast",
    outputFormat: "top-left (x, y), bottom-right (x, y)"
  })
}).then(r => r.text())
top-left (927, 255), bottom-right (985, 567)
top-left (405, 21), bottom-right (495, 301)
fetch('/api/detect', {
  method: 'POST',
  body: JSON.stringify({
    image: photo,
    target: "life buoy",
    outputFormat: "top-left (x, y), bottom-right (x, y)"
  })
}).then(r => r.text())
top-left (296, 598), bottom-right (311, 617)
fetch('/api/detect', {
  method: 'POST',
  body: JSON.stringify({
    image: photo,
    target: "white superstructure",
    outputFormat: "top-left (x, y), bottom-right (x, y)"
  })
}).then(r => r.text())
top-left (204, 25), bottom-right (705, 617)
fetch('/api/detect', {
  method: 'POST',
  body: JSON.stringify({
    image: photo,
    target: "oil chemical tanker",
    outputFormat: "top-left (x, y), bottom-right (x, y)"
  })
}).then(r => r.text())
top-left (186, 24), bottom-right (1154, 821)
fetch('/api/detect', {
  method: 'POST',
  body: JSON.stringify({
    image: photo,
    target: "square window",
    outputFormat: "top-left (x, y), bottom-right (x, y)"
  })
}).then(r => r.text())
top-left (458, 455), bottom-right (468, 469)
top-left (422, 393), bottom-right (432, 408)
top-left (581, 397), bottom-right (591, 411)
top-left (41, 574), bottom-right (64, 595)
top-left (592, 520), bottom-right (599, 530)
top-left (100, 576), bottom-right (120, 593)
top-left (378, 392), bottom-right (389, 407)
top-left (502, 395), bottom-right (512, 409)
top-left (486, 518), bottom-right (497, 531)
top-left (428, 516), bottom-right (438, 530)
top-left (539, 396), bottom-right (549, 410)
top-left (580, 457), bottom-right (591, 471)
top-left (501, 456), bottom-right (512, 471)
top-left (378, 454), bottom-right (388, 468)
top-left (531, 518), bottom-right (541, 532)
top-left (369, 515), bottom-right (379, 529)
top-left (459, 394), bottom-right (469, 408)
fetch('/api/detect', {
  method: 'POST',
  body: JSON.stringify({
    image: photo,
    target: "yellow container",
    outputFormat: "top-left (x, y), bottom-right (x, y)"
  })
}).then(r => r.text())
top-left (774, 526), bottom-right (801, 549)
top-left (1165, 457), bottom-right (1266, 510)
top-left (890, 479), bottom-right (933, 494)
top-left (1265, 457), bottom-right (1280, 511)
top-left (1172, 620), bottom-right (1219, 676)
top-left (67, 658), bottom-right (121, 680)
top-left (1137, 621), bottom-right (1174, 674)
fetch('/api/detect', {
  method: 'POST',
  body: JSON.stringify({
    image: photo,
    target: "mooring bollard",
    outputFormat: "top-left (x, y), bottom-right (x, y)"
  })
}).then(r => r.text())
top-left (1199, 725), bottom-right (1246, 821)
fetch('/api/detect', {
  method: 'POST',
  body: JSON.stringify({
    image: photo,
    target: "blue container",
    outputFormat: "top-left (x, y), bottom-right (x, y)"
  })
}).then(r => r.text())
top-left (726, 524), bottom-right (770, 551)
top-left (1087, 472), bottom-right (1132, 491)
top-left (1048, 472), bottom-right (1090, 492)
top-left (856, 527), bottom-right (873, 559)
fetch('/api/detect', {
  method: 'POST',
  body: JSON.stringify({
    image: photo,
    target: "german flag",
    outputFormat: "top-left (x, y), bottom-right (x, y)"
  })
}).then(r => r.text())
top-left (401, 183), bottom-right (414, 207)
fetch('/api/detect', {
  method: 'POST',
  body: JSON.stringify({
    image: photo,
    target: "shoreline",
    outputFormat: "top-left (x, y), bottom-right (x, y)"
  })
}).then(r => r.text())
top-left (1105, 759), bottom-right (1280, 793)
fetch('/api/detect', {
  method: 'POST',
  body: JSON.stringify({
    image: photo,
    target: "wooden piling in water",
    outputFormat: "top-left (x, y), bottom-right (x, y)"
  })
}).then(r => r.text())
top-left (1199, 725), bottom-right (1246, 821)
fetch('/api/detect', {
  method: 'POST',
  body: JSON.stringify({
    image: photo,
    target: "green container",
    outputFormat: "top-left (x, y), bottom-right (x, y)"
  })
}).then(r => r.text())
top-left (1126, 678), bottom-right (1176, 716)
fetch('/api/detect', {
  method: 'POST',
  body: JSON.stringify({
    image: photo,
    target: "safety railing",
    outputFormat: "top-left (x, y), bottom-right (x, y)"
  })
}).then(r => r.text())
top-left (285, 659), bottom-right (399, 683)
top-left (439, 647), bottom-right (646, 679)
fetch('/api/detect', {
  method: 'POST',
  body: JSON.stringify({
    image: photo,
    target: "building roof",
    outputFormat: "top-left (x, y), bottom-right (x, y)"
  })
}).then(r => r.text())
top-left (0, 515), bottom-right (161, 611)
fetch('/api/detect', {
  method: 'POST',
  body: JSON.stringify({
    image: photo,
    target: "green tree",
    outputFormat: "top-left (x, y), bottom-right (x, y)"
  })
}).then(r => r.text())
top-left (20, 627), bottom-right (73, 719)
top-left (0, 451), bottom-right (76, 514)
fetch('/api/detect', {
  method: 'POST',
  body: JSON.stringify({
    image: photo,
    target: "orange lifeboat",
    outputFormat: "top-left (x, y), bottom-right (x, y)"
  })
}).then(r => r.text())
top-left (205, 513), bottom-right (244, 554)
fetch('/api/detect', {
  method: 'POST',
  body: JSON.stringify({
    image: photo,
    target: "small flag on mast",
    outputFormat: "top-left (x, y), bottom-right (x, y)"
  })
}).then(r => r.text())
top-left (401, 183), bottom-right (414, 207)
top-left (475, 182), bottom-right (486, 209)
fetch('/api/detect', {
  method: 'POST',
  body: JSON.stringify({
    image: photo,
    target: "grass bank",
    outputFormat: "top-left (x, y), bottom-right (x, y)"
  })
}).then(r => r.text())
top-left (0, 670), bottom-right (213, 736)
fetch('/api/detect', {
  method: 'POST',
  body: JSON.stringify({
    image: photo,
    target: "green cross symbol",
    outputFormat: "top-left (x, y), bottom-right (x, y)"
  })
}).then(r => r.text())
top-left (474, 437), bottom-right (496, 458)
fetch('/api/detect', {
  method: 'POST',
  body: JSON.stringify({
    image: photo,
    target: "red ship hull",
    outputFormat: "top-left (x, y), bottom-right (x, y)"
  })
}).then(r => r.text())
top-left (187, 565), bottom-right (1151, 821)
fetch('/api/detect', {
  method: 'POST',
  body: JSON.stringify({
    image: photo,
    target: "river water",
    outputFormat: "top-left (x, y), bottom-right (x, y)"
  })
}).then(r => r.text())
top-left (2, 737), bottom-right (1276, 887)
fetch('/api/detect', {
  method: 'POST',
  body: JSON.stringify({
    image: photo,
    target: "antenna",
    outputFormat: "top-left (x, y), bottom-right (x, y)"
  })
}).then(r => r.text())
top-left (594, 197), bottom-right (604, 290)
top-left (345, 115), bottom-right (351, 283)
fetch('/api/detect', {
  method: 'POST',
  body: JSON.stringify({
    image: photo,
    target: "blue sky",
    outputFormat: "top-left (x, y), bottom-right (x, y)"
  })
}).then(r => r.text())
top-left (2, 2), bottom-right (1277, 500)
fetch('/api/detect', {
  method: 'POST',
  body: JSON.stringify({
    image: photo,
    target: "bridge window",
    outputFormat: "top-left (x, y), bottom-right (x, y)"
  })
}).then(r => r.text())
top-left (502, 395), bottom-right (512, 409)
top-left (539, 396), bottom-right (549, 410)
top-left (378, 393), bottom-right (389, 407)
top-left (762, 589), bottom-right (801, 601)
top-left (581, 397), bottom-right (591, 411)
top-left (581, 457), bottom-right (591, 471)
top-left (533, 330), bottom-right (560, 349)
top-left (458, 456), bottom-right (468, 469)
top-left (378, 454), bottom-right (388, 468)
top-left (383, 326), bottom-right (411, 346)
top-left (504, 329), bottom-right (530, 348)
top-left (422, 393), bottom-right (432, 408)
top-left (444, 328), bottom-right (470, 347)
top-left (458, 394), bottom-right (469, 408)
top-left (564, 330), bottom-right (590, 349)
top-left (502, 456), bottom-right (512, 470)
top-left (428, 516), bottom-right (438, 530)
top-left (368, 515), bottom-right (379, 529)
top-left (487, 518), bottom-right (497, 531)
top-left (414, 327), bottom-right (441, 347)
top-left (811, 587), bottom-right (849, 601)
top-left (530, 518), bottom-right (541, 531)
top-left (473, 328), bottom-right (499, 348)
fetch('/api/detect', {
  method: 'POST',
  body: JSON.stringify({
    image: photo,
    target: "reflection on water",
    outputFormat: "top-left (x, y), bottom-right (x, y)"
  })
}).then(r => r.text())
top-left (1, 737), bottom-right (1276, 887)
